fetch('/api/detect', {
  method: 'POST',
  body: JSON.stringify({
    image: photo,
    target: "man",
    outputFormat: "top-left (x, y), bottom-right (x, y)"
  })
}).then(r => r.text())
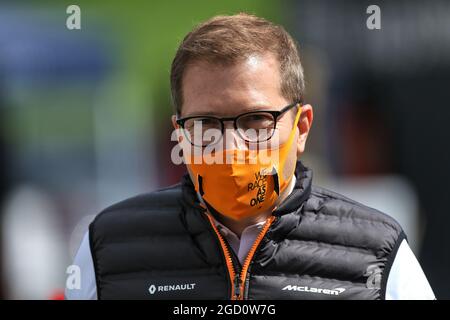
top-left (66, 13), bottom-right (434, 300)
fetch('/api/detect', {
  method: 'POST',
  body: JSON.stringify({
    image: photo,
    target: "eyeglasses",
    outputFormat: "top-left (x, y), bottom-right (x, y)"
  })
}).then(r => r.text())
top-left (176, 101), bottom-right (300, 147)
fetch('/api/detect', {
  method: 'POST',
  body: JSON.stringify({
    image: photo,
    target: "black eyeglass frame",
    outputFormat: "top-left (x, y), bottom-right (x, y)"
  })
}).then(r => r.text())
top-left (176, 101), bottom-right (301, 146)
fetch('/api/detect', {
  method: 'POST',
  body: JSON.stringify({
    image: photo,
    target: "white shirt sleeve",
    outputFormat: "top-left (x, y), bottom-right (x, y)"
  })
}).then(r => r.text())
top-left (65, 231), bottom-right (97, 300)
top-left (386, 239), bottom-right (435, 300)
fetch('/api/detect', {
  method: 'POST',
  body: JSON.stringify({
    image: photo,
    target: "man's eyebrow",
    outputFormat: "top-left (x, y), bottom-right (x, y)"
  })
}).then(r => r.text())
top-left (183, 104), bottom-right (274, 117)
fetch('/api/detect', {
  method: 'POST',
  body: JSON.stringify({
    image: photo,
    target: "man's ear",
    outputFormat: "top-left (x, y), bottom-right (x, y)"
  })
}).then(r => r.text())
top-left (171, 115), bottom-right (178, 130)
top-left (172, 115), bottom-right (184, 143)
top-left (296, 104), bottom-right (313, 157)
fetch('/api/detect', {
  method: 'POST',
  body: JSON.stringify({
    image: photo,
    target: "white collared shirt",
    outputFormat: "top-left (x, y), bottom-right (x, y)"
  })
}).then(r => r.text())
top-left (214, 219), bottom-right (266, 265)
top-left (210, 175), bottom-right (297, 265)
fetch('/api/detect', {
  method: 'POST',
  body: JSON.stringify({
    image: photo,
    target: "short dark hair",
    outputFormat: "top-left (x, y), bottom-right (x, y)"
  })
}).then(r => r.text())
top-left (170, 13), bottom-right (305, 115)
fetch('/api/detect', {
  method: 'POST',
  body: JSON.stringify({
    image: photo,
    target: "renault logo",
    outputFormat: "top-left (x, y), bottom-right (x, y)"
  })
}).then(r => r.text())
top-left (148, 283), bottom-right (196, 295)
top-left (148, 285), bottom-right (156, 294)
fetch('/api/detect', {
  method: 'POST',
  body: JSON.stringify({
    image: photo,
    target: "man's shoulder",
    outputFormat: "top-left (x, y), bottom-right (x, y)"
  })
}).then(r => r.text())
top-left (308, 184), bottom-right (404, 233)
top-left (104, 182), bottom-right (183, 212)
top-left (91, 182), bottom-right (185, 228)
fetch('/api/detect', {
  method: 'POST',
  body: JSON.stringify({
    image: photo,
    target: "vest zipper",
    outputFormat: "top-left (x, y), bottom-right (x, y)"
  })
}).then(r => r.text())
top-left (204, 211), bottom-right (276, 300)
top-left (237, 215), bottom-right (276, 300)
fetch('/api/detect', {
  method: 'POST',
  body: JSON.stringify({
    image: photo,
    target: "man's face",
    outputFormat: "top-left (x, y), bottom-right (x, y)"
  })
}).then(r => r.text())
top-left (172, 53), bottom-right (312, 181)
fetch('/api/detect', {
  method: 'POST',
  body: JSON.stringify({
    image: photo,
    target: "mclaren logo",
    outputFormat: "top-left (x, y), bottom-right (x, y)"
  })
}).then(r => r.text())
top-left (282, 285), bottom-right (346, 296)
top-left (148, 283), bottom-right (196, 295)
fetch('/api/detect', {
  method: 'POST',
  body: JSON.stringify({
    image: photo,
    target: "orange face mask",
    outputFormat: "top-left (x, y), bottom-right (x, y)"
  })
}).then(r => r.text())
top-left (184, 105), bottom-right (302, 221)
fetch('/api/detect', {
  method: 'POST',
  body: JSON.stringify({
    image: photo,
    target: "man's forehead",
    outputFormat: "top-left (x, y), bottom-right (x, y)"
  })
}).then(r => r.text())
top-left (186, 52), bottom-right (277, 72)
top-left (181, 54), bottom-right (284, 117)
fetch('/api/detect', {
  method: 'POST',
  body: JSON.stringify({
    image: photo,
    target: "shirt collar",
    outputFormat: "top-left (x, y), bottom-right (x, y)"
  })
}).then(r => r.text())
top-left (198, 175), bottom-right (297, 237)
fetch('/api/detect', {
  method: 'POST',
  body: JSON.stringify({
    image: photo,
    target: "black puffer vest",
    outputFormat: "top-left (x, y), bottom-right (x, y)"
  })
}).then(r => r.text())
top-left (89, 161), bottom-right (405, 300)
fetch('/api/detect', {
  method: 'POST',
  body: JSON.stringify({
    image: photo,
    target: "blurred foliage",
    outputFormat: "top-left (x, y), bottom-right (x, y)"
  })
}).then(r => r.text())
top-left (48, 0), bottom-right (283, 118)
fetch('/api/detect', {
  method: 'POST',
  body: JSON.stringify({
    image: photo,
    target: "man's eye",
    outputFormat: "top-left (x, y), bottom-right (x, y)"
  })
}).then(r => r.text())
top-left (247, 115), bottom-right (266, 121)
top-left (198, 119), bottom-right (221, 130)
top-left (188, 118), bottom-right (216, 127)
top-left (201, 118), bottom-right (216, 125)
top-left (239, 114), bottom-right (273, 128)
